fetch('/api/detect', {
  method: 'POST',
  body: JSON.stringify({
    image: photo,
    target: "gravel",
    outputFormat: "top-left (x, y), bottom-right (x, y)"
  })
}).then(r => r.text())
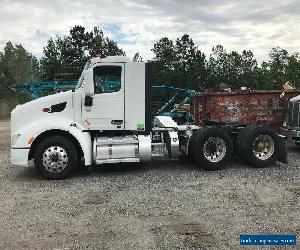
top-left (0, 120), bottom-right (299, 249)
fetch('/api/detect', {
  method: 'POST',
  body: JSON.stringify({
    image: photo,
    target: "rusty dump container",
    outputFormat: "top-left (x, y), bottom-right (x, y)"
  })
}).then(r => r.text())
top-left (194, 90), bottom-right (300, 131)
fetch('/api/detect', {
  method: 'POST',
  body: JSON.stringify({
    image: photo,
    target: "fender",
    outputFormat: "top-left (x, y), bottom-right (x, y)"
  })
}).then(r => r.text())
top-left (12, 117), bottom-right (92, 166)
top-left (68, 125), bottom-right (92, 166)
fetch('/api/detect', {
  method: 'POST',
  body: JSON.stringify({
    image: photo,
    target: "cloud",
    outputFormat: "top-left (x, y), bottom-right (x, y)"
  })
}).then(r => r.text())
top-left (0, 0), bottom-right (299, 63)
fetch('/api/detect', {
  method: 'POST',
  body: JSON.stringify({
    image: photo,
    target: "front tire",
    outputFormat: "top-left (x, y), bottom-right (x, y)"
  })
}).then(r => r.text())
top-left (34, 136), bottom-right (78, 179)
top-left (192, 127), bottom-right (233, 170)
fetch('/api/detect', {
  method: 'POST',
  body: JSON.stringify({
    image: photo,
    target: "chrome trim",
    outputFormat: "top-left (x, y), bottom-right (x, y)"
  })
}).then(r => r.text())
top-left (138, 135), bottom-right (152, 161)
top-left (95, 158), bottom-right (140, 164)
top-left (281, 127), bottom-right (300, 140)
top-left (166, 131), bottom-right (179, 159)
top-left (203, 137), bottom-right (226, 163)
top-left (252, 135), bottom-right (275, 161)
top-left (42, 146), bottom-right (68, 173)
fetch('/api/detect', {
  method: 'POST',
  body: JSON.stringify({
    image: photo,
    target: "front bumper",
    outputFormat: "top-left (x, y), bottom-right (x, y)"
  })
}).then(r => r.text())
top-left (280, 127), bottom-right (300, 140)
top-left (10, 148), bottom-right (30, 167)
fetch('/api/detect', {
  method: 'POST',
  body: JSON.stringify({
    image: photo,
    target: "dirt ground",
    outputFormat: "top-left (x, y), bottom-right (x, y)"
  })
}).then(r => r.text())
top-left (0, 120), bottom-right (299, 249)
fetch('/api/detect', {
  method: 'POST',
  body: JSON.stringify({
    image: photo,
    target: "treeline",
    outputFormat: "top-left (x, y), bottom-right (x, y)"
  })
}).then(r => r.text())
top-left (41, 26), bottom-right (125, 81)
top-left (152, 35), bottom-right (300, 90)
top-left (1, 25), bottom-right (300, 118)
top-left (40, 26), bottom-right (300, 90)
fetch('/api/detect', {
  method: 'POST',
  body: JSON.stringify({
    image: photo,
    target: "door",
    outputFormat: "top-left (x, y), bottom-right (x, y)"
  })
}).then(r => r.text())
top-left (82, 63), bottom-right (125, 130)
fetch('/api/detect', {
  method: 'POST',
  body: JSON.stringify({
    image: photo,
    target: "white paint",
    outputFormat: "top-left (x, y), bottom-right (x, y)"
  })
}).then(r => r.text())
top-left (10, 148), bottom-right (30, 166)
top-left (125, 62), bottom-right (146, 131)
top-left (10, 90), bottom-right (93, 166)
top-left (10, 56), bottom-right (149, 167)
top-left (290, 95), bottom-right (300, 102)
top-left (153, 116), bottom-right (178, 128)
top-left (81, 62), bottom-right (125, 130)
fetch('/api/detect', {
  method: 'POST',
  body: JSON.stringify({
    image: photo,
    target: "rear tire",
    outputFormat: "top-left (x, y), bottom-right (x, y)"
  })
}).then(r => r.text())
top-left (34, 136), bottom-right (78, 179)
top-left (191, 127), bottom-right (233, 170)
top-left (236, 125), bottom-right (280, 167)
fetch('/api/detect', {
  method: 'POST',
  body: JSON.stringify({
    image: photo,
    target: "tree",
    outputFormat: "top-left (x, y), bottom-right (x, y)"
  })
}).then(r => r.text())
top-left (41, 25), bottom-right (125, 81)
top-left (286, 53), bottom-right (300, 88)
top-left (40, 38), bottom-right (60, 81)
top-left (151, 34), bottom-right (207, 89)
top-left (0, 41), bottom-right (39, 118)
top-left (259, 47), bottom-right (300, 89)
top-left (240, 50), bottom-right (259, 88)
top-left (151, 37), bottom-right (177, 84)
top-left (0, 41), bottom-right (39, 93)
top-left (264, 48), bottom-right (289, 89)
top-left (207, 45), bottom-right (259, 89)
top-left (175, 34), bottom-right (207, 88)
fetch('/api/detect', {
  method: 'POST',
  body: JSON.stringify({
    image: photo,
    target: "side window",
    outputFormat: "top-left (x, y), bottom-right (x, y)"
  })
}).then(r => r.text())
top-left (93, 66), bottom-right (122, 94)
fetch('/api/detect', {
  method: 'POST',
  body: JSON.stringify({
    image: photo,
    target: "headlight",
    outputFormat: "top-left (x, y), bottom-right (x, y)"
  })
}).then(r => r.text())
top-left (12, 134), bottom-right (21, 146)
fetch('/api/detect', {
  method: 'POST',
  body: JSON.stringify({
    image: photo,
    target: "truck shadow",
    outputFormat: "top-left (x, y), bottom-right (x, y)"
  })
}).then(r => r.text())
top-left (15, 166), bottom-right (45, 181)
top-left (287, 146), bottom-right (300, 153)
top-left (75, 155), bottom-right (249, 177)
top-left (15, 155), bottom-right (285, 181)
top-left (76, 160), bottom-right (197, 177)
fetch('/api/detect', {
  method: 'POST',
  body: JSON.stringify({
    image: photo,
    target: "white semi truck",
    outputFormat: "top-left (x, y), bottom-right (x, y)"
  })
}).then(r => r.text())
top-left (10, 56), bottom-right (286, 179)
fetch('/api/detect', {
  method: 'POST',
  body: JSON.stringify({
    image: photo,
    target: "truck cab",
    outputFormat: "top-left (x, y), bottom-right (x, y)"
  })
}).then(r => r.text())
top-left (78, 56), bottom-right (151, 131)
top-left (11, 56), bottom-right (162, 179)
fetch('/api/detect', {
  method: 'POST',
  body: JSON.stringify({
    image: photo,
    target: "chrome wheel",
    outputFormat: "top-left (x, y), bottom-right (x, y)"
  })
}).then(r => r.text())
top-left (42, 146), bottom-right (68, 173)
top-left (253, 135), bottom-right (274, 160)
top-left (203, 137), bottom-right (226, 163)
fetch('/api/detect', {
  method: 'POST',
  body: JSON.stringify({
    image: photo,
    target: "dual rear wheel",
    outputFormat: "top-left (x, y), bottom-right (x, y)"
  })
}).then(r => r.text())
top-left (235, 125), bottom-right (281, 167)
top-left (189, 125), bottom-right (281, 170)
top-left (189, 127), bottom-right (233, 170)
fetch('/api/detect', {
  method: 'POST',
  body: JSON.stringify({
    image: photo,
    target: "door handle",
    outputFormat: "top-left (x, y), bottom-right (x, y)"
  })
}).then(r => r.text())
top-left (111, 120), bottom-right (123, 125)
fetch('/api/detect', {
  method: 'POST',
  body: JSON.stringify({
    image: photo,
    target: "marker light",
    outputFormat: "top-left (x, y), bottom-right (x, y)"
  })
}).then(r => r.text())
top-left (28, 137), bottom-right (35, 145)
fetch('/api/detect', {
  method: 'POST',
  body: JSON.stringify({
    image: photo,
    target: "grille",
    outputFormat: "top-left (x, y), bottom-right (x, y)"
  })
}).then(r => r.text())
top-left (287, 101), bottom-right (300, 128)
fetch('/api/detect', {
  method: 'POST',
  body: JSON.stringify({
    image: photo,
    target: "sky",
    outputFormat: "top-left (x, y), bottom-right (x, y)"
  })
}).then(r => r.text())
top-left (0, 0), bottom-right (299, 63)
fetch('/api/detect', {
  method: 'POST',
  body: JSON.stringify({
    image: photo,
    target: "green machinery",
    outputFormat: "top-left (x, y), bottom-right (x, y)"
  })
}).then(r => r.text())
top-left (9, 80), bottom-right (78, 100)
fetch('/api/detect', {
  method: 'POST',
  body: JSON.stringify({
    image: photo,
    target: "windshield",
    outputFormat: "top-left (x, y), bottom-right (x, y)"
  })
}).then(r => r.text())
top-left (76, 60), bottom-right (91, 89)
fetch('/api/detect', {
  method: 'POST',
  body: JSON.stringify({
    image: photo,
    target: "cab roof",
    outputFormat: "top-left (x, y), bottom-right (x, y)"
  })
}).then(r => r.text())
top-left (90, 56), bottom-right (131, 64)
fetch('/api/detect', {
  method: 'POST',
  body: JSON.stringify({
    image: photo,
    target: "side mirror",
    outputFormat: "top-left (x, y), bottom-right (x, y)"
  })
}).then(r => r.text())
top-left (83, 69), bottom-right (94, 96)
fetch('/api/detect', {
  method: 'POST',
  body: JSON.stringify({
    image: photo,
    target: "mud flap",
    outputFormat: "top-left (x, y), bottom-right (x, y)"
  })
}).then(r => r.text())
top-left (277, 136), bottom-right (288, 164)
